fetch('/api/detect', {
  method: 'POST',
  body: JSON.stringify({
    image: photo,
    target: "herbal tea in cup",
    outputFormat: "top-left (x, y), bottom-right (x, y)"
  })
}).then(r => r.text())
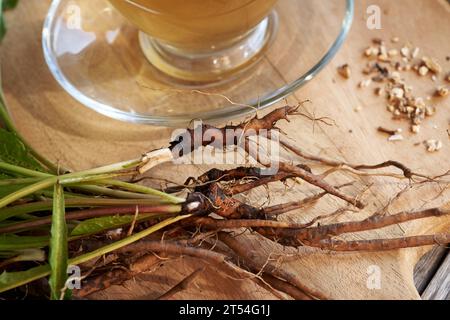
top-left (109, 0), bottom-right (278, 83)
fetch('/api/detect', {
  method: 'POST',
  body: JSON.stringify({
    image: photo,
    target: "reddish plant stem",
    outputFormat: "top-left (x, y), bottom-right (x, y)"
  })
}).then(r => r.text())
top-left (0, 205), bottom-right (178, 234)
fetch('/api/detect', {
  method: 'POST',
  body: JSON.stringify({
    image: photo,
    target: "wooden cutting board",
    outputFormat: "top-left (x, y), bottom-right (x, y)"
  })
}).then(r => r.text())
top-left (1, 0), bottom-right (449, 299)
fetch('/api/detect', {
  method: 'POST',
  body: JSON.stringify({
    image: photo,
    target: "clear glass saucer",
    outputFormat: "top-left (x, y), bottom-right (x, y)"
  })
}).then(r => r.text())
top-left (42, 0), bottom-right (354, 126)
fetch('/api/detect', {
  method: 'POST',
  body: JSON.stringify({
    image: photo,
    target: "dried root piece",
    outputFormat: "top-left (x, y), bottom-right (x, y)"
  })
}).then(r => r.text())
top-left (422, 57), bottom-right (442, 74)
top-left (253, 206), bottom-right (450, 250)
top-left (138, 105), bottom-right (303, 176)
top-left (311, 233), bottom-right (450, 251)
top-left (424, 139), bottom-right (443, 153)
top-left (168, 105), bottom-right (301, 159)
top-left (337, 64), bottom-right (351, 79)
top-left (436, 86), bottom-right (449, 97)
top-left (156, 268), bottom-right (204, 300)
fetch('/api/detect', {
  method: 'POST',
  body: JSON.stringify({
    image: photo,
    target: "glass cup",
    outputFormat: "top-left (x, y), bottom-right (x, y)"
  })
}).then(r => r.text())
top-left (108, 0), bottom-right (278, 84)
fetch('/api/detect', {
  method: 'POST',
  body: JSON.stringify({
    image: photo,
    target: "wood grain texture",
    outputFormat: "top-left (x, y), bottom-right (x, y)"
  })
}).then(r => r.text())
top-left (414, 246), bottom-right (448, 294)
top-left (1, 0), bottom-right (449, 299)
top-left (421, 253), bottom-right (450, 300)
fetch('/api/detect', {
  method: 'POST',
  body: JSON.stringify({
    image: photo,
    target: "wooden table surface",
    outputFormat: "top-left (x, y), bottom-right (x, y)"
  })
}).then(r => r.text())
top-left (1, 0), bottom-right (449, 299)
